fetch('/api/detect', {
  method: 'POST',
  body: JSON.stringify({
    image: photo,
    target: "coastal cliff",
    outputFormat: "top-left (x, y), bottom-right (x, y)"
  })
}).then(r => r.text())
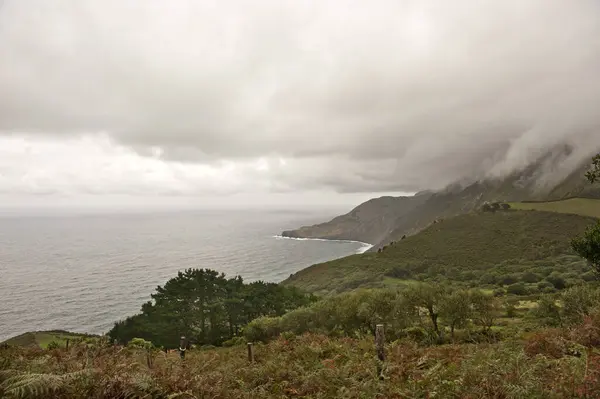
top-left (282, 151), bottom-right (600, 249)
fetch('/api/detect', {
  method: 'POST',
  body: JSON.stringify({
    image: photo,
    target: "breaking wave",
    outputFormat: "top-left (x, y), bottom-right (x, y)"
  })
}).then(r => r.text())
top-left (272, 235), bottom-right (373, 254)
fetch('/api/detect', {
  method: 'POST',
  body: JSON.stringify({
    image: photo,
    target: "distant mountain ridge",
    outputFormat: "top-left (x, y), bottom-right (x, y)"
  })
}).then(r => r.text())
top-left (282, 148), bottom-right (600, 249)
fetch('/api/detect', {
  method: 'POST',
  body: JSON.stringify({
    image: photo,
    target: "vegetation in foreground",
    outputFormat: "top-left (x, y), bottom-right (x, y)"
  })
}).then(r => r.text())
top-left (4, 303), bottom-right (600, 398)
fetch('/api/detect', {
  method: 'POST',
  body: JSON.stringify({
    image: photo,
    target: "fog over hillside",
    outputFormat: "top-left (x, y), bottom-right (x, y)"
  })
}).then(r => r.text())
top-left (0, 1), bottom-right (599, 206)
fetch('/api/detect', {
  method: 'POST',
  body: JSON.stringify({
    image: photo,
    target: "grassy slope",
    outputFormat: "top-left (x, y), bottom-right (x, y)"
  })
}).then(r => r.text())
top-left (1, 330), bottom-right (95, 349)
top-left (284, 210), bottom-right (597, 295)
top-left (509, 198), bottom-right (600, 218)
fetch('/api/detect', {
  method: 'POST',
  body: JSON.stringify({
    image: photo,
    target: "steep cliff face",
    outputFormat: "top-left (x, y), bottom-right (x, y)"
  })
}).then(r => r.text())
top-left (281, 151), bottom-right (600, 248)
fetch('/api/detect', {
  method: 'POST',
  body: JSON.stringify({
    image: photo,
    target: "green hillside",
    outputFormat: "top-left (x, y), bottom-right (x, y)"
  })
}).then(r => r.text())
top-left (284, 210), bottom-right (597, 295)
top-left (509, 198), bottom-right (600, 218)
top-left (1, 330), bottom-right (95, 349)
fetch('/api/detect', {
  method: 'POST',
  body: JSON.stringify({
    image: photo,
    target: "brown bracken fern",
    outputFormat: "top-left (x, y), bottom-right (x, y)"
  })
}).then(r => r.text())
top-left (0, 369), bottom-right (92, 398)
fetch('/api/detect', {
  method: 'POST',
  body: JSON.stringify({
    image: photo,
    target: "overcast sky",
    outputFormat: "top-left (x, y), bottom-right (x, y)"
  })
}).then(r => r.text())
top-left (1, 1), bottom-right (599, 210)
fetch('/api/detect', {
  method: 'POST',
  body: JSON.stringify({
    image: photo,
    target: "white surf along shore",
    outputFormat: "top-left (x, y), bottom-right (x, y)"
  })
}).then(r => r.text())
top-left (273, 235), bottom-right (373, 254)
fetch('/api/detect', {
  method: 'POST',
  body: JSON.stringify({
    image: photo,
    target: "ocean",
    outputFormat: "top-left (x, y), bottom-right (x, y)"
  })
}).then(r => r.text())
top-left (0, 209), bottom-right (370, 342)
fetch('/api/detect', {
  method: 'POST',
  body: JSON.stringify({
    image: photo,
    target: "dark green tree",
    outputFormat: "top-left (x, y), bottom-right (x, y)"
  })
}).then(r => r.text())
top-left (585, 154), bottom-right (600, 183)
top-left (572, 223), bottom-right (600, 275)
top-left (108, 268), bottom-right (314, 348)
top-left (572, 154), bottom-right (600, 275)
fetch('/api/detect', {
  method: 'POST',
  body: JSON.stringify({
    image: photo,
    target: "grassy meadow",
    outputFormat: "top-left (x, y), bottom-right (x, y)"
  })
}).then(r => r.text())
top-left (2, 331), bottom-right (96, 350)
top-left (509, 198), bottom-right (600, 218)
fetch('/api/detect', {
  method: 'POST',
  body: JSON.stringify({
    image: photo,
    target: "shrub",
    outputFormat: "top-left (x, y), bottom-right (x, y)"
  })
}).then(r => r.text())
top-left (542, 286), bottom-right (557, 294)
top-left (46, 341), bottom-right (61, 350)
top-left (537, 280), bottom-right (554, 291)
top-left (280, 306), bottom-right (317, 335)
top-left (471, 292), bottom-right (501, 332)
top-left (530, 296), bottom-right (562, 327)
top-left (460, 271), bottom-right (477, 281)
top-left (222, 336), bottom-right (246, 347)
top-left (561, 285), bottom-right (600, 325)
top-left (522, 272), bottom-right (541, 283)
top-left (244, 316), bottom-right (282, 343)
top-left (523, 329), bottom-right (567, 359)
top-left (401, 326), bottom-right (429, 344)
top-left (386, 267), bottom-right (412, 279)
top-left (440, 290), bottom-right (473, 338)
top-left (569, 308), bottom-right (600, 347)
top-left (505, 302), bottom-right (517, 318)
top-left (479, 273), bottom-right (497, 285)
top-left (571, 221), bottom-right (600, 275)
top-left (507, 282), bottom-right (528, 296)
top-left (127, 338), bottom-right (154, 350)
top-left (546, 273), bottom-right (567, 290)
top-left (500, 274), bottom-right (519, 286)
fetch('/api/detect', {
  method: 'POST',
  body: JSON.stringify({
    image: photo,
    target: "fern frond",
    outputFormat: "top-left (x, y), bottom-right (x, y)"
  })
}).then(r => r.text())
top-left (0, 369), bottom-right (92, 399)
top-left (2, 373), bottom-right (64, 398)
top-left (0, 369), bottom-right (19, 382)
top-left (107, 372), bottom-right (163, 399)
top-left (168, 391), bottom-right (198, 399)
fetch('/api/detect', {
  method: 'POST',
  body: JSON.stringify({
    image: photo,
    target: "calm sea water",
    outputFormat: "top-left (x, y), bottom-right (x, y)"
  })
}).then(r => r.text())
top-left (0, 209), bottom-right (370, 342)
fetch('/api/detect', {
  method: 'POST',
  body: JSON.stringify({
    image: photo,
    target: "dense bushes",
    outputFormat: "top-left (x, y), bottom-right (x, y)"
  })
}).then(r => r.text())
top-left (244, 316), bottom-right (282, 343)
top-left (530, 284), bottom-right (600, 327)
top-left (398, 255), bottom-right (591, 295)
top-left (244, 284), bottom-right (500, 344)
top-left (375, 253), bottom-right (591, 297)
top-left (109, 269), bottom-right (315, 348)
top-left (247, 283), bottom-right (600, 346)
top-left (507, 282), bottom-right (528, 295)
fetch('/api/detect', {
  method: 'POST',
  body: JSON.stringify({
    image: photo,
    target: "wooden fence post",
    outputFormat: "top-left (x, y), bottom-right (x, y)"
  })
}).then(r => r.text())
top-left (247, 342), bottom-right (254, 363)
top-left (375, 324), bottom-right (385, 380)
top-left (179, 336), bottom-right (187, 359)
top-left (65, 339), bottom-right (69, 350)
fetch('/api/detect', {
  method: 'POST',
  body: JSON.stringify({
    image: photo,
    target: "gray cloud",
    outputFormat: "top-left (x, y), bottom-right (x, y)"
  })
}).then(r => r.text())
top-left (1, 0), bottom-right (600, 196)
